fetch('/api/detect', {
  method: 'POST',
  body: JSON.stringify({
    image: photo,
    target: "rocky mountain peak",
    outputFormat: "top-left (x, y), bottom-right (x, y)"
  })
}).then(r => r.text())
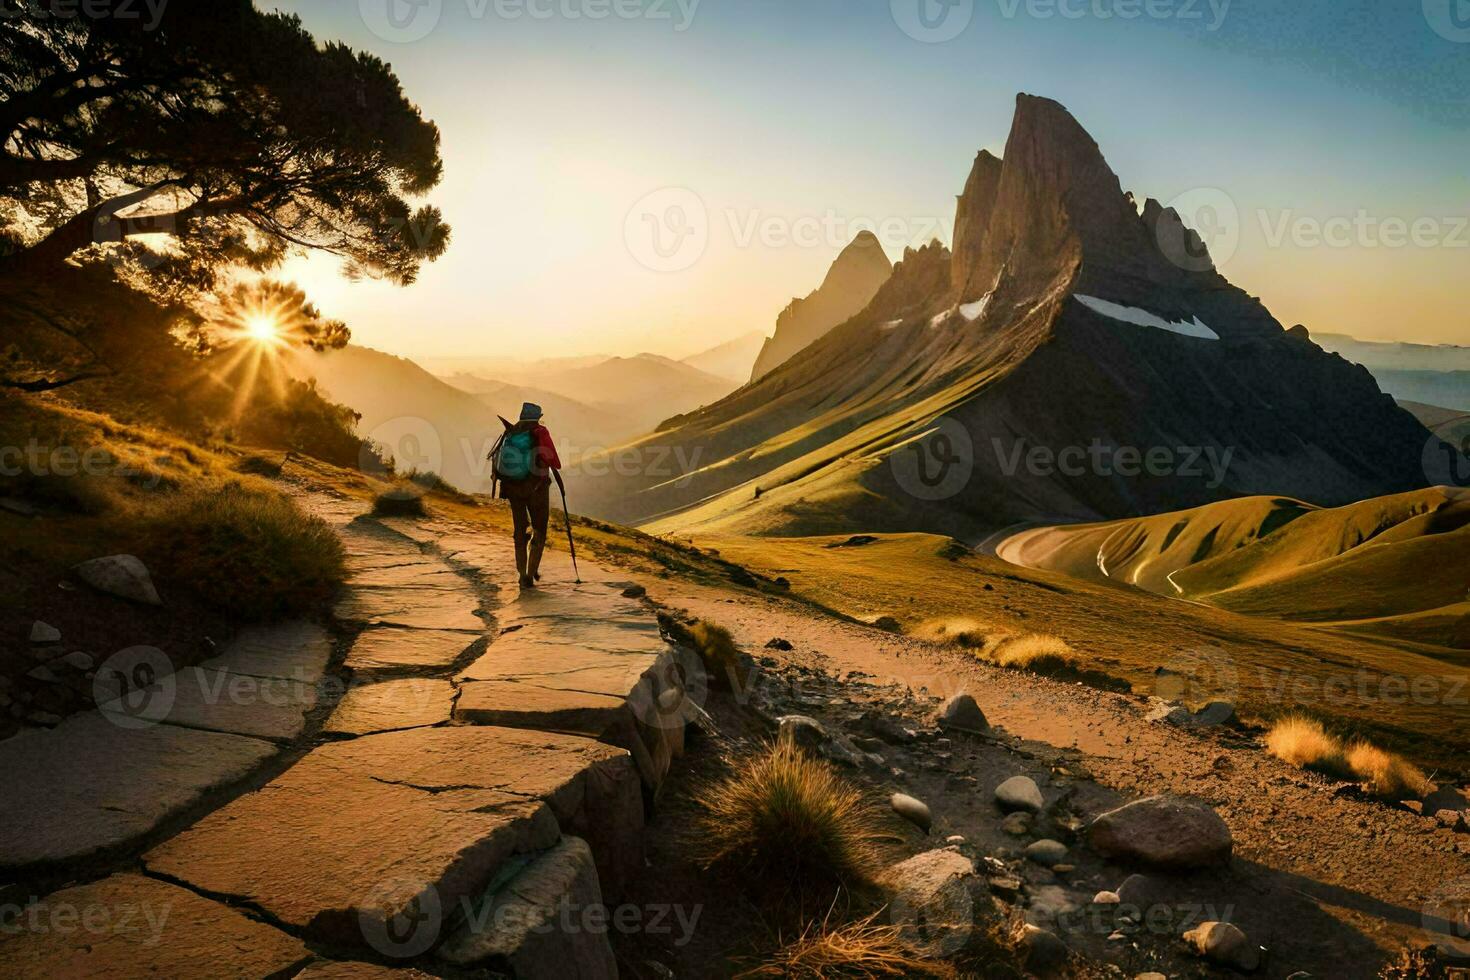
top-left (951, 149), bottom-right (1004, 300)
top-left (749, 232), bottom-right (893, 381)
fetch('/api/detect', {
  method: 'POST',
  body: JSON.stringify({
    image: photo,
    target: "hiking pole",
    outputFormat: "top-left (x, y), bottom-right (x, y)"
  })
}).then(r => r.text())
top-left (555, 477), bottom-right (581, 583)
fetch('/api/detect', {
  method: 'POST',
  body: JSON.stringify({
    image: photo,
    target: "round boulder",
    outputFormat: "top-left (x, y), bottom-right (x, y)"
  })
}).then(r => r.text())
top-left (1184, 920), bottom-right (1260, 971)
top-left (1025, 839), bottom-right (1068, 868)
top-left (995, 775), bottom-right (1044, 813)
top-left (1088, 796), bottom-right (1232, 869)
top-left (72, 555), bottom-right (162, 606)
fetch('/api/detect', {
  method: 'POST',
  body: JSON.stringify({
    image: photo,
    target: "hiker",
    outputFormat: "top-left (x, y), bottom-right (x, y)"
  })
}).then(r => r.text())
top-left (493, 402), bottom-right (564, 589)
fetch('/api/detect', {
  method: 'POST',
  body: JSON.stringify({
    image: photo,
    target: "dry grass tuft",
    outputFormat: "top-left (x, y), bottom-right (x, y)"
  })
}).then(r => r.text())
top-left (659, 613), bottom-right (746, 692)
top-left (694, 741), bottom-right (887, 898)
top-left (1265, 716), bottom-right (1350, 776)
top-left (1345, 740), bottom-right (1432, 800)
top-left (372, 485), bottom-right (427, 517)
top-left (137, 484), bottom-right (346, 621)
top-left (990, 633), bottom-right (1076, 669)
top-left (1267, 717), bottom-right (1430, 799)
top-left (737, 912), bottom-right (957, 979)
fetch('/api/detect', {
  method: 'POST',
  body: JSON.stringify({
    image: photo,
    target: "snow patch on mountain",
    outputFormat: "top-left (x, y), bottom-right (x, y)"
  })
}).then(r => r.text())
top-left (1075, 294), bottom-right (1219, 341)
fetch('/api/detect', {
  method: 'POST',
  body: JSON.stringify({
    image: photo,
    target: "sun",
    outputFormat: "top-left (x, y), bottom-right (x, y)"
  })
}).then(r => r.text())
top-left (244, 314), bottom-right (283, 345)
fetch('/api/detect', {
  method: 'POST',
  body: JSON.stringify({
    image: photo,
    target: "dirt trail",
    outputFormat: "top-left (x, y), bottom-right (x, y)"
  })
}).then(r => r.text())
top-left (642, 575), bottom-right (1470, 977)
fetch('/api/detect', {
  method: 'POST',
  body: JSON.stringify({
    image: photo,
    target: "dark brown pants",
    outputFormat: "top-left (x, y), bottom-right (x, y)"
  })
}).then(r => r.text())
top-left (506, 479), bottom-right (550, 580)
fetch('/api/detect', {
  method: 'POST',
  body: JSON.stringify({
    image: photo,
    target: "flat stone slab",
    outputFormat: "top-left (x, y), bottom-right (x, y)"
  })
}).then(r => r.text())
top-left (99, 666), bottom-right (316, 741)
top-left (0, 712), bottom-right (275, 867)
top-left (145, 726), bottom-right (643, 943)
top-left (455, 681), bottom-right (627, 737)
top-left (334, 585), bottom-right (484, 631)
top-left (201, 621), bottom-right (332, 684)
top-left (345, 626), bottom-right (480, 672)
top-left (325, 679), bottom-right (455, 735)
top-left (460, 635), bottom-right (663, 694)
top-left (0, 873), bottom-right (310, 979)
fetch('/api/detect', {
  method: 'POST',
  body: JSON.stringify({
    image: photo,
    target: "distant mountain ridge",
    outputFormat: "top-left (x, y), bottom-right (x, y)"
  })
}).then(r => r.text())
top-left (749, 232), bottom-right (893, 381)
top-left (680, 331), bottom-right (765, 384)
top-left (569, 94), bottom-right (1447, 538)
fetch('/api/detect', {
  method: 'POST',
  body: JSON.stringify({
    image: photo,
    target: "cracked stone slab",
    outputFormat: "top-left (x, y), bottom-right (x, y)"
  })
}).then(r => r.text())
top-left (0, 873), bottom-right (311, 979)
top-left (325, 679), bottom-right (455, 735)
top-left (334, 585), bottom-right (484, 631)
top-left (347, 564), bottom-right (467, 590)
top-left (456, 635), bottom-right (687, 794)
top-left (345, 627), bottom-right (481, 672)
top-left (144, 726), bottom-right (643, 942)
top-left (438, 836), bottom-right (617, 977)
top-left (99, 666), bottom-right (317, 741)
top-left (200, 622), bottom-right (332, 684)
top-left (0, 712), bottom-right (276, 867)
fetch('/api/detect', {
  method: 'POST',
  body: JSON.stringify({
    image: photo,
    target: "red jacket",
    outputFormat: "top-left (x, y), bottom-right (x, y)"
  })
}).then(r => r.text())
top-left (530, 424), bottom-right (561, 476)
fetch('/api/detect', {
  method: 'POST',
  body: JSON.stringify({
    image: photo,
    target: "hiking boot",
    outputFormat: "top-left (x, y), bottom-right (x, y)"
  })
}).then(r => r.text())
top-left (519, 574), bottom-right (536, 589)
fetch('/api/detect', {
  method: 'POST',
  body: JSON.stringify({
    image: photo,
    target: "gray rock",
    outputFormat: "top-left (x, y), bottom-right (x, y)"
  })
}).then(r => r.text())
top-left (1184, 920), bottom-right (1260, 971)
top-left (25, 665), bottom-right (61, 684)
top-left (53, 651), bottom-right (95, 672)
top-left (438, 836), bottom-right (618, 977)
top-left (890, 792), bottom-right (932, 832)
top-left (1019, 923), bottom-right (1069, 975)
top-left (72, 555), bottom-right (162, 606)
top-left (1116, 873), bottom-right (1170, 910)
top-left (1088, 795), bottom-right (1233, 869)
top-left (938, 693), bottom-right (988, 733)
top-left (1144, 699), bottom-right (1194, 726)
top-left (1422, 785), bottom-right (1468, 817)
top-left (778, 714), bottom-right (830, 752)
top-left (29, 621), bottom-right (61, 644)
top-left (1025, 839), bottom-right (1069, 867)
top-left (1093, 890), bottom-right (1120, 905)
top-left (1193, 701), bottom-right (1237, 726)
top-left (620, 584), bottom-right (647, 598)
top-left (995, 775), bottom-right (1044, 813)
top-left (886, 848), bottom-right (982, 957)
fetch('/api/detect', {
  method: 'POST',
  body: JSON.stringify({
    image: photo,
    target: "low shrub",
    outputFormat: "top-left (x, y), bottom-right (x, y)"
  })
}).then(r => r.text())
top-left (136, 483), bottom-right (346, 621)
top-left (1267, 717), bottom-right (1429, 799)
top-left (693, 741), bottom-right (887, 900)
top-left (1345, 740), bottom-right (1431, 800)
top-left (372, 486), bottom-right (427, 517)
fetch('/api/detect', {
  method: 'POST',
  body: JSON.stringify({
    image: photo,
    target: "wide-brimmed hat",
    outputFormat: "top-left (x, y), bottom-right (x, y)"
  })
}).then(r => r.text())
top-left (519, 402), bottom-right (543, 422)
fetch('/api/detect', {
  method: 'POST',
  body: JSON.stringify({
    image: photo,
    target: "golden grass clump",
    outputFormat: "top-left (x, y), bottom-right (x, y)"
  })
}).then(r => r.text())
top-left (1345, 740), bottom-right (1431, 800)
top-left (990, 633), bottom-right (1076, 670)
top-left (1266, 716), bottom-right (1430, 800)
top-left (694, 741), bottom-right (887, 896)
top-left (658, 613), bottom-right (746, 691)
top-left (737, 913), bottom-right (958, 979)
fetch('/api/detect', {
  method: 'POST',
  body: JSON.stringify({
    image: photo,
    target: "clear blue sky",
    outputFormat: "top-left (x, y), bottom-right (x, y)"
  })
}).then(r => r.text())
top-left (266, 0), bottom-right (1470, 358)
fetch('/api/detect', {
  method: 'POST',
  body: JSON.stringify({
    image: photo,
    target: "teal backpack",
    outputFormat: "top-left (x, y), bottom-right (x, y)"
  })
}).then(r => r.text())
top-left (495, 427), bottom-right (536, 482)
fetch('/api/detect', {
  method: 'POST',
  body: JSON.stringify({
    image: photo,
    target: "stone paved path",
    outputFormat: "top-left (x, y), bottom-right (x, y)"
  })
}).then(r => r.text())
top-left (0, 488), bottom-right (688, 979)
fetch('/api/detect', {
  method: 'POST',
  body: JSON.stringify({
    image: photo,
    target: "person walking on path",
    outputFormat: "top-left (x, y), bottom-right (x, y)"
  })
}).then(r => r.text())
top-left (494, 402), bottom-right (564, 589)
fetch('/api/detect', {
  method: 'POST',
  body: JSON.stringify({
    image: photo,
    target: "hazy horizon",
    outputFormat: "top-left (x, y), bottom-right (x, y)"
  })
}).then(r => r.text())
top-left (266, 0), bottom-right (1470, 362)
